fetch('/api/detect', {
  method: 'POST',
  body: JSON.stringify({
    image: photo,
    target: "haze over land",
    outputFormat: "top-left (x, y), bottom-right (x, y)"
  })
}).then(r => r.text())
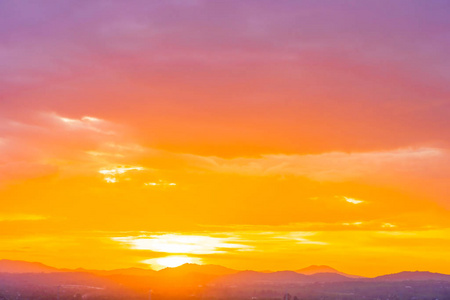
top-left (1, 0), bottom-right (450, 282)
top-left (2, 260), bottom-right (450, 299)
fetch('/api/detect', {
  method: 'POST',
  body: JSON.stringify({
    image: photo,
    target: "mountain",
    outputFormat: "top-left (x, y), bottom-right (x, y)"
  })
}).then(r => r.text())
top-left (4, 260), bottom-right (450, 299)
top-left (374, 271), bottom-right (450, 282)
top-left (4, 260), bottom-right (450, 284)
top-left (216, 270), bottom-right (353, 285)
top-left (296, 265), bottom-right (340, 275)
top-left (216, 270), bottom-right (306, 284)
top-left (296, 265), bottom-right (363, 278)
top-left (158, 263), bottom-right (238, 276)
top-left (72, 267), bottom-right (157, 277)
top-left (0, 260), bottom-right (159, 277)
top-left (308, 272), bottom-right (355, 282)
top-left (1, 272), bottom-right (450, 300)
top-left (0, 259), bottom-right (60, 273)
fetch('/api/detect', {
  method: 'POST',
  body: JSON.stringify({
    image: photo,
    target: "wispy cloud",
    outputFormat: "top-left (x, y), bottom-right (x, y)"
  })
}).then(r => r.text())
top-left (183, 148), bottom-right (444, 181)
top-left (54, 114), bottom-right (115, 135)
top-left (112, 233), bottom-right (251, 254)
top-left (342, 197), bottom-right (364, 205)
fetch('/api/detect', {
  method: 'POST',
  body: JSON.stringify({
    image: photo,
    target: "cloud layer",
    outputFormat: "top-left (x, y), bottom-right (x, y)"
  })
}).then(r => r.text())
top-left (1, 0), bottom-right (450, 275)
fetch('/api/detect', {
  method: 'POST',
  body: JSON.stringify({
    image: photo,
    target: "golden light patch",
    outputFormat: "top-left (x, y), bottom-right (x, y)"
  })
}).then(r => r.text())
top-left (112, 234), bottom-right (250, 254)
top-left (144, 180), bottom-right (176, 187)
top-left (342, 222), bottom-right (363, 226)
top-left (142, 256), bottom-right (202, 270)
top-left (98, 166), bottom-right (144, 183)
top-left (381, 223), bottom-right (396, 228)
top-left (343, 197), bottom-right (364, 204)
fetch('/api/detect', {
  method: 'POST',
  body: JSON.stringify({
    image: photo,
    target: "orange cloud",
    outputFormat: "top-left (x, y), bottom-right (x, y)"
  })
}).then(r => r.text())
top-left (1, 0), bottom-right (449, 276)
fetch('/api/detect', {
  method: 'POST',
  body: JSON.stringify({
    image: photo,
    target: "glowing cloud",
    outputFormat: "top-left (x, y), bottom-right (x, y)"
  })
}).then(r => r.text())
top-left (98, 166), bottom-right (144, 176)
top-left (86, 151), bottom-right (124, 158)
top-left (343, 222), bottom-right (363, 226)
top-left (81, 116), bottom-right (101, 122)
top-left (98, 166), bottom-right (144, 183)
top-left (144, 180), bottom-right (177, 187)
top-left (57, 115), bottom-right (99, 124)
top-left (192, 148), bottom-right (443, 182)
top-left (343, 197), bottom-right (364, 204)
top-left (54, 114), bottom-right (114, 135)
top-left (273, 232), bottom-right (328, 245)
top-left (382, 223), bottom-right (396, 228)
top-left (112, 234), bottom-right (250, 254)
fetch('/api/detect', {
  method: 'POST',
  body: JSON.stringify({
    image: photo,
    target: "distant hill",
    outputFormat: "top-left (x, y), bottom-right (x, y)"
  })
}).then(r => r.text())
top-left (296, 265), bottom-right (363, 278)
top-left (4, 260), bottom-right (450, 285)
top-left (72, 267), bottom-right (157, 277)
top-left (0, 259), bottom-right (60, 273)
top-left (158, 263), bottom-right (238, 276)
top-left (374, 271), bottom-right (450, 282)
top-left (296, 265), bottom-right (339, 274)
top-left (216, 270), bottom-right (305, 284)
top-left (308, 272), bottom-right (355, 282)
top-left (0, 260), bottom-right (159, 277)
top-left (216, 270), bottom-right (353, 285)
top-left (1, 271), bottom-right (450, 300)
top-left (4, 259), bottom-right (450, 299)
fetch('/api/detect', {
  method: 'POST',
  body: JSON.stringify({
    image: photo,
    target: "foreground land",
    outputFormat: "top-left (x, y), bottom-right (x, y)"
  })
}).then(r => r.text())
top-left (1, 260), bottom-right (450, 299)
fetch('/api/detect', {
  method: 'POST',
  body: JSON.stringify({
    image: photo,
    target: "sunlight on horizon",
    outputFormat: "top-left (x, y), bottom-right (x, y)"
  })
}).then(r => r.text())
top-left (112, 234), bottom-right (250, 254)
top-left (142, 256), bottom-right (202, 270)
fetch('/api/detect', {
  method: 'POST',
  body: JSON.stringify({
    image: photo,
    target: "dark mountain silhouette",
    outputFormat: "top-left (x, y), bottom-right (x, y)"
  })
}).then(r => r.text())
top-left (296, 265), bottom-right (339, 274)
top-left (2, 260), bottom-right (450, 284)
top-left (216, 270), bottom-right (353, 285)
top-left (296, 264), bottom-right (363, 278)
top-left (308, 272), bottom-right (355, 282)
top-left (0, 259), bottom-right (60, 273)
top-left (158, 263), bottom-right (238, 276)
top-left (217, 270), bottom-right (307, 284)
top-left (3, 260), bottom-right (450, 299)
top-left (0, 260), bottom-right (157, 277)
top-left (70, 267), bottom-right (157, 277)
top-left (374, 271), bottom-right (450, 282)
top-left (0, 272), bottom-right (113, 286)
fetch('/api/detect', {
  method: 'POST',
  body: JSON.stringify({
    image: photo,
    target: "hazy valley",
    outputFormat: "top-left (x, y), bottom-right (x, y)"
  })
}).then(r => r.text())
top-left (1, 260), bottom-right (450, 300)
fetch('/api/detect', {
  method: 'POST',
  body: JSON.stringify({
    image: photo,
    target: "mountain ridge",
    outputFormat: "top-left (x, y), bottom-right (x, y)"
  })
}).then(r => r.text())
top-left (374, 271), bottom-right (450, 282)
top-left (296, 264), bottom-right (363, 278)
top-left (2, 259), bottom-right (450, 283)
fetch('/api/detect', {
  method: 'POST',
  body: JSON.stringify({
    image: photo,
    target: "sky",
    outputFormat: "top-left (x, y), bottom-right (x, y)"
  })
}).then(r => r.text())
top-left (0, 0), bottom-right (450, 277)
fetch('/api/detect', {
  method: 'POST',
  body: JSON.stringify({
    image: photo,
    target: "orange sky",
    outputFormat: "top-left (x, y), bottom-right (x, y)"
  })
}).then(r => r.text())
top-left (1, 0), bottom-right (450, 277)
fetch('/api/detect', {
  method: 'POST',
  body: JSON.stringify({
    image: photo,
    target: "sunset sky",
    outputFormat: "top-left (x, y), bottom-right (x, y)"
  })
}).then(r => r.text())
top-left (1, 0), bottom-right (450, 277)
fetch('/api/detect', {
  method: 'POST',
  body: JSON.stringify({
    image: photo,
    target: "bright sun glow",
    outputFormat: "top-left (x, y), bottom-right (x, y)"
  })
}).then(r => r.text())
top-left (98, 166), bottom-right (144, 176)
top-left (144, 180), bottom-right (177, 187)
top-left (142, 256), bottom-right (202, 270)
top-left (112, 234), bottom-right (249, 254)
top-left (98, 166), bottom-right (144, 183)
top-left (343, 197), bottom-right (364, 204)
